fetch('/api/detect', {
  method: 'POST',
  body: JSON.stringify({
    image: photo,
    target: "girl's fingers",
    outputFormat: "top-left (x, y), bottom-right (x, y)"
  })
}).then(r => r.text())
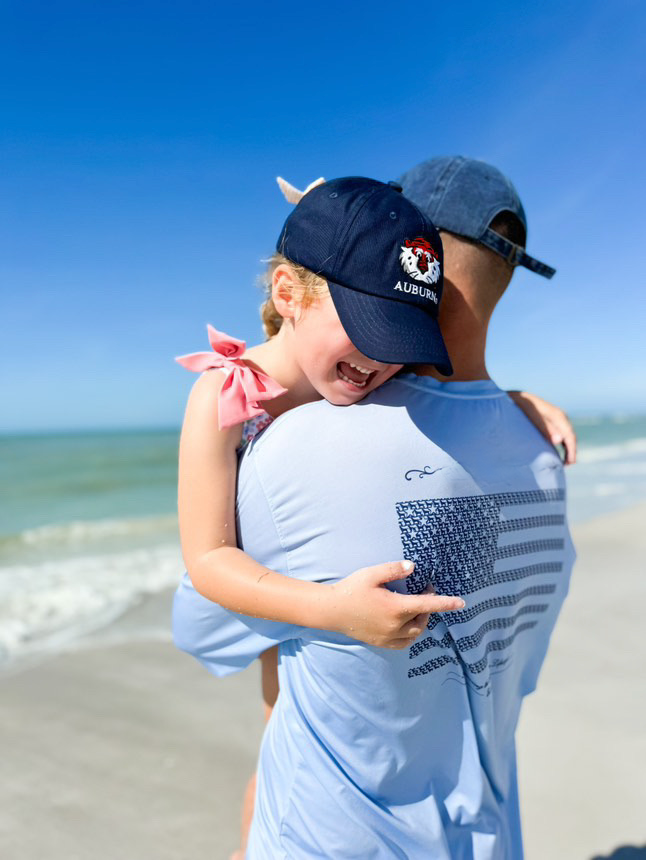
top-left (404, 593), bottom-right (465, 614)
top-left (364, 560), bottom-right (415, 585)
top-left (548, 410), bottom-right (577, 466)
top-left (399, 619), bottom-right (426, 639)
top-left (562, 426), bottom-right (577, 465)
top-left (550, 428), bottom-right (576, 465)
top-left (387, 635), bottom-right (422, 650)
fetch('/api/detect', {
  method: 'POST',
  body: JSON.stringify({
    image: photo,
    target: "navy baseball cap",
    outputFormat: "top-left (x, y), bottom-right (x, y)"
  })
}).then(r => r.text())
top-left (399, 156), bottom-right (556, 279)
top-left (276, 177), bottom-right (453, 375)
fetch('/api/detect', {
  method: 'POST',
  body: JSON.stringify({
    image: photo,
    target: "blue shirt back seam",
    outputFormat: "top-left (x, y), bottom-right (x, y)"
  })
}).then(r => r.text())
top-left (395, 378), bottom-right (508, 400)
top-left (249, 449), bottom-right (295, 579)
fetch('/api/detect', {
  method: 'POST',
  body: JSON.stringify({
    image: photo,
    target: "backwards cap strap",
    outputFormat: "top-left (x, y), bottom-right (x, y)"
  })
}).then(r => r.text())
top-left (482, 228), bottom-right (556, 279)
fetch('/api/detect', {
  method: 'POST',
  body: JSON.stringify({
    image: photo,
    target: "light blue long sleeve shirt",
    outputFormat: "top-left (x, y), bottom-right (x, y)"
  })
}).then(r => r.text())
top-left (173, 374), bottom-right (575, 859)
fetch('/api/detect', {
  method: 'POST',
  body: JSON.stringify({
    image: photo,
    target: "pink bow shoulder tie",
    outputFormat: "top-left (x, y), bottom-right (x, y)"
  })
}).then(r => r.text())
top-left (175, 325), bottom-right (287, 430)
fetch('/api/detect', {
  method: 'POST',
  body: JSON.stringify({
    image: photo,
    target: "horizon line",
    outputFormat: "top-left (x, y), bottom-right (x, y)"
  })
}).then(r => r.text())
top-left (2, 411), bottom-right (646, 437)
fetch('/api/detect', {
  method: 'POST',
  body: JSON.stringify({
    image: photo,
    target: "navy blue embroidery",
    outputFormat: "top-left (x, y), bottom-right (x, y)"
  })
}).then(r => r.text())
top-left (409, 622), bottom-right (539, 678)
top-left (495, 537), bottom-right (564, 560)
top-left (481, 560), bottom-right (562, 590)
top-left (499, 514), bottom-right (564, 533)
top-left (395, 490), bottom-right (564, 596)
top-left (405, 466), bottom-right (442, 481)
top-left (396, 489), bottom-right (565, 680)
top-left (411, 604), bottom-right (548, 657)
top-left (423, 583), bottom-right (557, 635)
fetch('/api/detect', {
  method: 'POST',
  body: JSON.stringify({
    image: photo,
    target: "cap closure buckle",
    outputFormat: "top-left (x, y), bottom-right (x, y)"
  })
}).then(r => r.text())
top-left (506, 243), bottom-right (521, 266)
top-left (481, 226), bottom-right (556, 279)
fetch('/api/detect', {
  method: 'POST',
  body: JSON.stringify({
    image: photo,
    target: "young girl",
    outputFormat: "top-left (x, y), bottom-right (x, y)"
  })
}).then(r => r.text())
top-left (175, 176), bottom-right (575, 858)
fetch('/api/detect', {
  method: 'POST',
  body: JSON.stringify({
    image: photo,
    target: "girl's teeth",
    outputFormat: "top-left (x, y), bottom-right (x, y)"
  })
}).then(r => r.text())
top-left (349, 363), bottom-right (371, 375)
top-left (339, 371), bottom-right (368, 388)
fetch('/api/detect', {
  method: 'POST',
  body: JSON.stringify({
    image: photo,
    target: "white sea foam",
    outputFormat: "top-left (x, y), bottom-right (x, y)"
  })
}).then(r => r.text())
top-left (576, 437), bottom-right (646, 464)
top-left (592, 482), bottom-right (627, 497)
top-left (573, 413), bottom-right (642, 427)
top-left (567, 432), bottom-right (646, 521)
top-left (600, 461), bottom-right (646, 476)
top-left (0, 542), bottom-right (183, 664)
top-left (7, 514), bottom-right (178, 549)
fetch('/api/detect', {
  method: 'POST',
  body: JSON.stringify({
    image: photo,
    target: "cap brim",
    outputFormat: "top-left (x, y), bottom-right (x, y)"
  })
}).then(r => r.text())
top-left (327, 281), bottom-right (453, 376)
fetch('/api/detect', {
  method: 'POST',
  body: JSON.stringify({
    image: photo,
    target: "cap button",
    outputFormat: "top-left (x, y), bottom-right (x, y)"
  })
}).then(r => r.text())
top-left (387, 180), bottom-right (403, 192)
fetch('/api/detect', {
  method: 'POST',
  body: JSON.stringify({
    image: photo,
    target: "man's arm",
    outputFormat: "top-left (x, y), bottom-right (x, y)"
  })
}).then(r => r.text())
top-left (172, 572), bottom-right (301, 677)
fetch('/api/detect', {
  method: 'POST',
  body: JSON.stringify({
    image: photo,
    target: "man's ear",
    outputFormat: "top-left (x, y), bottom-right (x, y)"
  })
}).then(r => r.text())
top-left (271, 264), bottom-right (301, 320)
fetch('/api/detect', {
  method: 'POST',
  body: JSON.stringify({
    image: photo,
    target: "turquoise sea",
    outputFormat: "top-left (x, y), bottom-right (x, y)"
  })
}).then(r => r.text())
top-left (1, 415), bottom-right (646, 667)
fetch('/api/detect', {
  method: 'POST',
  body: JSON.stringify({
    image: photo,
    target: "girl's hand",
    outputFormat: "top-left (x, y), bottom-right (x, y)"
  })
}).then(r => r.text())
top-left (507, 391), bottom-right (577, 465)
top-left (324, 561), bottom-right (465, 649)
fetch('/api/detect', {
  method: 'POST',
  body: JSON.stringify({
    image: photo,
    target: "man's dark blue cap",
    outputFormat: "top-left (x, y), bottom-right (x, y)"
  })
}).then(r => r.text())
top-left (399, 156), bottom-right (556, 279)
top-left (276, 177), bottom-right (452, 375)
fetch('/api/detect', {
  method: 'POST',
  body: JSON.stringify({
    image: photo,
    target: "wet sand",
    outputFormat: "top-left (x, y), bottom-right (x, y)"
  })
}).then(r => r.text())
top-left (1, 506), bottom-right (645, 859)
top-left (517, 504), bottom-right (646, 859)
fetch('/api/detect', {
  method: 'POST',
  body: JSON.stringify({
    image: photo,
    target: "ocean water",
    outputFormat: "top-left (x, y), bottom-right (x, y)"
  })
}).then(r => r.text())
top-left (566, 414), bottom-right (646, 522)
top-left (1, 416), bottom-right (645, 667)
top-left (0, 430), bottom-right (183, 668)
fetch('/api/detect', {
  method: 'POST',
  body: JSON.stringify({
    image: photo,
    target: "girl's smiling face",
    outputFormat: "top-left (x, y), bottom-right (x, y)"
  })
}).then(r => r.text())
top-left (268, 263), bottom-right (402, 407)
top-left (290, 293), bottom-right (402, 405)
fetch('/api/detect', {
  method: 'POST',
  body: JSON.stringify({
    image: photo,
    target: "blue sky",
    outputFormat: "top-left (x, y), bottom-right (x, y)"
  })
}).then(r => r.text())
top-left (1, 0), bottom-right (645, 431)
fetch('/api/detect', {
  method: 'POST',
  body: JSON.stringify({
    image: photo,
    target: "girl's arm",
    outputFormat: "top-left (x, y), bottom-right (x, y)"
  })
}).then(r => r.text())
top-left (178, 371), bottom-right (464, 649)
top-left (507, 390), bottom-right (577, 465)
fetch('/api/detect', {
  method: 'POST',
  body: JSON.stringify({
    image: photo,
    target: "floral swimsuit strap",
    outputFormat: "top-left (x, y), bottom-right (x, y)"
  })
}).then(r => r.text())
top-left (176, 325), bottom-right (287, 430)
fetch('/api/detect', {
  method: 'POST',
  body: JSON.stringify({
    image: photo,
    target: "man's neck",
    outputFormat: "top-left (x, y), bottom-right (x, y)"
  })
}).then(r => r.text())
top-left (415, 316), bottom-right (491, 382)
top-left (415, 364), bottom-right (490, 382)
top-left (418, 235), bottom-right (512, 382)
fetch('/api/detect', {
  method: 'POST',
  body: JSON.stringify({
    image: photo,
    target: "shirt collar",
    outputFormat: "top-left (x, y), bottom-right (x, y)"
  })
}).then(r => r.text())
top-left (396, 372), bottom-right (506, 399)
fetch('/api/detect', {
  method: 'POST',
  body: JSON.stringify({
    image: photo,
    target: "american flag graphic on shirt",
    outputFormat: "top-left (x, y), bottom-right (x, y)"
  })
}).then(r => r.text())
top-left (396, 488), bottom-right (566, 685)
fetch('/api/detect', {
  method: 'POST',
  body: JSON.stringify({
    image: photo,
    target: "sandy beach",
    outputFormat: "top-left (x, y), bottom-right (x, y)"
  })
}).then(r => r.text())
top-left (1, 505), bottom-right (645, 860)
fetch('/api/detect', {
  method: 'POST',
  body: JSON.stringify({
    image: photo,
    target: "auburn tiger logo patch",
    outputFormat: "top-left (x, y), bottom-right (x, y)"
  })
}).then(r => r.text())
top-left (399, 238), bottom-right (441, 285)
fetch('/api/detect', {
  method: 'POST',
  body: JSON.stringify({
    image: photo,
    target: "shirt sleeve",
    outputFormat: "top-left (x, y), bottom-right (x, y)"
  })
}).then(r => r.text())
top-left (171, 442), bottom-right (302, 678)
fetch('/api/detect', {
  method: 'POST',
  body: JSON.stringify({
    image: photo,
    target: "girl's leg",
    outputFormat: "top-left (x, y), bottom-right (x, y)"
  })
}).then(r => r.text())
top-left (230, 646), bottom-right (280, 860)
top-left (260, 644), bottom-right (280, 720)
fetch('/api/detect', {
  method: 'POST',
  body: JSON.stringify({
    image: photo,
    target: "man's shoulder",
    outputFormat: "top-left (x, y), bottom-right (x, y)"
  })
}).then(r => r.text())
top-left (251, 381), bottom-right (406, 451)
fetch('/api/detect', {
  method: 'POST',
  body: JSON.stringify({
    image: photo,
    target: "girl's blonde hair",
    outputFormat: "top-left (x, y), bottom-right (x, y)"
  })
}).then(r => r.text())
top-left (260, 253), bottom-right (329, 339)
